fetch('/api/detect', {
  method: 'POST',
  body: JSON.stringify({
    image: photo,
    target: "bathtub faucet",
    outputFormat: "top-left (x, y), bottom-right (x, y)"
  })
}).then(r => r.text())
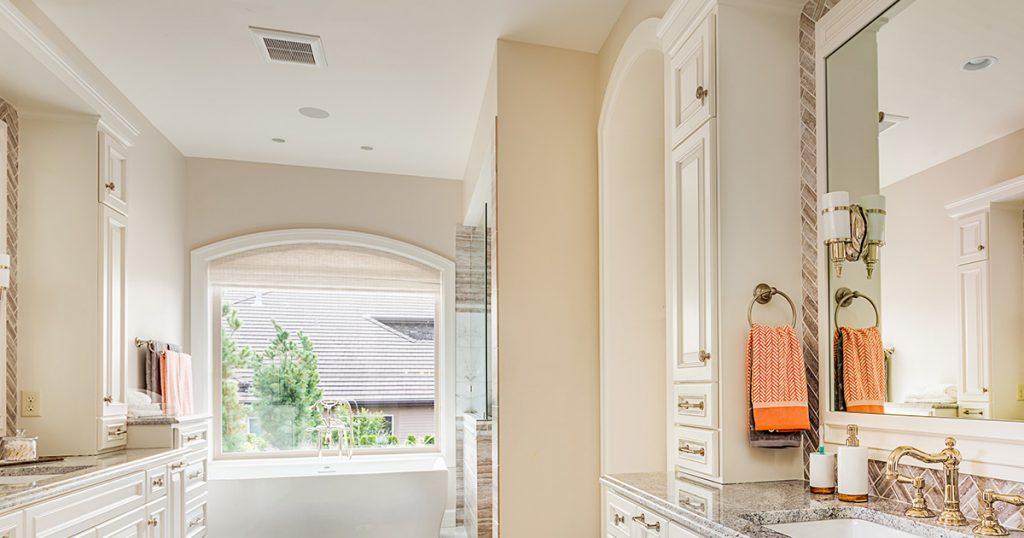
top-left (310, 399), bottom-right (355, 460)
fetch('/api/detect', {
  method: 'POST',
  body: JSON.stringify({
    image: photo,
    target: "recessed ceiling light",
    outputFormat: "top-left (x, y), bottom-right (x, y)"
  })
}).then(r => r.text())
top-left (962, 56), bottom-right (998, 71)
top-left (299, 107), bottom-right (330, 119)
top-left (360, 145), bottom-right (375, 151)
top-left (271, 137), bottom-right (286, 143)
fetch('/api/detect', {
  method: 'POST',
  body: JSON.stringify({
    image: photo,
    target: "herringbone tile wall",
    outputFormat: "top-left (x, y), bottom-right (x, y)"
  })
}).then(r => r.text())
top-left (0, 97), bottom-right (17, 435)
top-left (799, 1), bottom-right (1024, 529)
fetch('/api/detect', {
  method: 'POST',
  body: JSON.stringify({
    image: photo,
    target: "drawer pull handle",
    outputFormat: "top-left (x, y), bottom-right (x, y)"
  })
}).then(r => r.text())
top-left (152, 476), bottom-right (165, 487)
top-left (695, 85), bottom-right (709, 104)
top-left (187, 470), bottom-right (204, 480)
top-left (677, 399), bottom-right (705, 411)
top-left (679, 494), bottom-right (706, 513)
top-left (698, 350), bottom-right (711, 364)
top-left (170, 460), bottom-right (187, 471)
top-left (147, 517), bottom-right (158, 527)
top-left (188, 515), bottom-right (206, 529)
top-left (613, 513), bottom-right (625, 525)
top-left (678, 442), bottom-right (705, 457)
top-left (185, 433), bottom-right (203, 442)
top-left (631, 514), bottom-right (661, 532)
top-left (103, 395), bottom-right (114, 404)
top-left (963, 409), bottom-right (984, 416)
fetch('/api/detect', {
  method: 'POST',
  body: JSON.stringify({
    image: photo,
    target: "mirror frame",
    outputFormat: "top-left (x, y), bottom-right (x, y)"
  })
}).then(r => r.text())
top-left (815, 0), bottom-right (1024, 482)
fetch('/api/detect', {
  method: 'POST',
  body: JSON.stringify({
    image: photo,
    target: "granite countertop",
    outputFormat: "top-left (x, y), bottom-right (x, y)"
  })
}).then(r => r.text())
top-left (602, 472), bottom-right (1024, 538)
top-left (126, 415), bottom-right (180, 425)
top-left (0, 447), bottom-right (190, 513)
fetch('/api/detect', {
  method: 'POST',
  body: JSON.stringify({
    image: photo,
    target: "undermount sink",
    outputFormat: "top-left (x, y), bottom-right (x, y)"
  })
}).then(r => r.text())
top-left (0, 464), bottom-right (94, 486)
top-left (768, 518), bottom-right (922, 538)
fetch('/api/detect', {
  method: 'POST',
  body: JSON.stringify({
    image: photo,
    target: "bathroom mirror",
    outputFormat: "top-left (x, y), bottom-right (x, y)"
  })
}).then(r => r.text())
top-left (825, 0), bottom-right (1024, 422)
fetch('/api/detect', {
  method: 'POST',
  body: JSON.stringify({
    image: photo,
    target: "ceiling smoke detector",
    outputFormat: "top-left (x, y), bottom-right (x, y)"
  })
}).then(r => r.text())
top-left (250, 27), bottom-right (326, 67)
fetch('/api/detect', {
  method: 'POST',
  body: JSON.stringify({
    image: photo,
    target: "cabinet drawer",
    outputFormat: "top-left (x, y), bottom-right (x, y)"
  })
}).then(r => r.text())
top-left (673, 426), bottom-right (719, 478)
top-left (146, 465), bottom-right (168, 500)
top-left (604, 489), bottom-right (635, 538)
top-left (671, 475), bottom-right (716, 519)
top-left (0, 510), bottom-right (23, 538)
top-left (97, 417), bottom-right (128, 452)
top-left (630, 507), bottom-right (668, 537)
top-left (183, 492), bottom-right (208, 538)
top-left (176, 423), bottom-right (209, 452)
top-left (184, 459), bottom-right (207, 493)
top-left (673, 383), bottom-right (717, 428)
top-left (26, 472), bottom-right (146, 538)
top-left (668, 14), bottom-right (716, 146)
top-left (959, 403), bottom-right (989, 419)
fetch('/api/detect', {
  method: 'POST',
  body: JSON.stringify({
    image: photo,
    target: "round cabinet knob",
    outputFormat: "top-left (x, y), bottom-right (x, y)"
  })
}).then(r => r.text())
top-left (977, 245), bottom-right (985, 251)
top-left (695, 85), bottom-right (709, 103)
top-left (104, 182), bottom-right (116, 191)
top-left (103, 395), bottom-right (113, 404)
top-left (147, 517), bottom-right (158, 527)
top-left (698, 350), bottom-right (711, 363)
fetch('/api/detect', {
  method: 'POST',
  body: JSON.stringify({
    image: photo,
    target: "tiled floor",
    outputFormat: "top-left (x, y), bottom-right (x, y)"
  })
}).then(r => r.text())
top-left (439, 527), bottom-right (467, 538)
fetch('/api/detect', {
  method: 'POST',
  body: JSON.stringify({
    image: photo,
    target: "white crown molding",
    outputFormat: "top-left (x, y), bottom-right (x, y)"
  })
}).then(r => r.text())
top-left (0, 0), bottom-right (140, 145)
top-left (944, 174), bottom-right (1024, 218)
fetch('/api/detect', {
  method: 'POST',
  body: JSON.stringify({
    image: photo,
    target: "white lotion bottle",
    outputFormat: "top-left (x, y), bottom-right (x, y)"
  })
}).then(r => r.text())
top-left (837, 425), bottom-right (868, 502)
top-left (809, 446), bottom-right (836, 494)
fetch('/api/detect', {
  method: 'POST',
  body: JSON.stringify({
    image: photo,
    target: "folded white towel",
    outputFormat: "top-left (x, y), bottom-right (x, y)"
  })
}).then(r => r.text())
top-left (127, 390), bottom-right (154, 407)
top-left (904, 384), bottom-right (957, 403)
top-left (129, 408), bottom-right (164, 417)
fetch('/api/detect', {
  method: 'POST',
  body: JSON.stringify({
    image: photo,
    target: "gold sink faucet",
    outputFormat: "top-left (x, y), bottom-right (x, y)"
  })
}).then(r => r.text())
top-left (884, 437), bottom-right (967, 526)
top-left (973, 489), bottom-right (1024, 536)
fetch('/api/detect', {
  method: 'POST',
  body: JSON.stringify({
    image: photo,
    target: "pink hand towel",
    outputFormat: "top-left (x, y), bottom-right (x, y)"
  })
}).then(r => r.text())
top-left (160, 350), bottom-right (194, 417)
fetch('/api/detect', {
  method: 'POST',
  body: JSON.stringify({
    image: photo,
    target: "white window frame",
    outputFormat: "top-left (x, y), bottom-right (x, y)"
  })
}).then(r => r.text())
top-left (191, 229), bottom-right (455, 465)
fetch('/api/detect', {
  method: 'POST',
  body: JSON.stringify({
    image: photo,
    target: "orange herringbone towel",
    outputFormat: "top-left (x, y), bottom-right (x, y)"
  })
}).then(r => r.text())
top-left (746, 324), bottom-right (810, 431)
top-left (836, 326), bottom-right (886, 414)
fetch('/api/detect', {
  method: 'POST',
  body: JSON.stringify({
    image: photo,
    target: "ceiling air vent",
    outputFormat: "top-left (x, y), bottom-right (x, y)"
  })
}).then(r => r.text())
top-left (250, 27), bottom-right (326, 67)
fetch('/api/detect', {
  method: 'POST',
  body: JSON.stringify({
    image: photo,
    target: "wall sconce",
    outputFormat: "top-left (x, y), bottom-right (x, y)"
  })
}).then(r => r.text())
top-left (0, 254), bottom-right (9, 290)
top-left (820, 192), bottom-right (886, 279)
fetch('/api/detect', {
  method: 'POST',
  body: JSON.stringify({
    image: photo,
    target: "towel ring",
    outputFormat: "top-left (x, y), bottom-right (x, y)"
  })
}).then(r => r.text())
top-left (834, 287), bottom-right (880, 329)
top-left (747, 283), bottom-right (797, 328)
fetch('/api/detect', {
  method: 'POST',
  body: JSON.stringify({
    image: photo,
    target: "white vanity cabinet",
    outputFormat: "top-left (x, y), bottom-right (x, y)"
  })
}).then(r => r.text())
top-left (100, 206), bottom-right (128, 419)
top-left (661, 0), bottom-right (803, 485)
top-left (0, 510), bottom-right (22, 538)
top-left (602, 486), bottom-right (702, 538)
top-left (98, 129), bottom-right (128, 216)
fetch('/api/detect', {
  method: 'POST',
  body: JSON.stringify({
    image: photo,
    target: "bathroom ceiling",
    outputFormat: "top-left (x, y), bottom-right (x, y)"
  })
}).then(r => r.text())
top-left (33, 0), bottom-right (629, 180)
top-left (876, 0), bottom-right (1024, 187)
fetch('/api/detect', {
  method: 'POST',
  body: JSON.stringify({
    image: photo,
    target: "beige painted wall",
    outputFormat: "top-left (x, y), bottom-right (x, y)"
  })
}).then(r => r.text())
top-left (600, 47), bottom-right (666, 476)
top-left (881, 128), bottom-right (1024, 408)
top-left (461, 54), bottom-right (497, 224)
top-left (495, 39), bottom-right (599, 536)
top-left (184, 158), bottom-right (461, 260)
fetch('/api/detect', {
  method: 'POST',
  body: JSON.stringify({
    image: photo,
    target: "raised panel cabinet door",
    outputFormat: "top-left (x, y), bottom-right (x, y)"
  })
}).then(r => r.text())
top-left (668, 121), bottom-right (718, 383)
top-left (98, 130), bottom-right (129, 215)
top-left (96, 506), bottom-right (148, 538)
top-left (100, 206), bottom-right (128, 417)
top-left (145, 500), bottom-right (167, 538)
top-left (668, 14), bottom-right (716, 147)
top-left (956, 212), bottom-right (988, 264)
top-left (957, 262), bottom-right (990, 402)
top-left (0, 510), bottom-right (23, 538)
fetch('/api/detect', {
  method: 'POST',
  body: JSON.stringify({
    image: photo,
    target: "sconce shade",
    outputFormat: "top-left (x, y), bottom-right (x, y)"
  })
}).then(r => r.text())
top-left (860, 194), bottom-right (886, 242)
top-left (821, 191), bottom-right (851, 241)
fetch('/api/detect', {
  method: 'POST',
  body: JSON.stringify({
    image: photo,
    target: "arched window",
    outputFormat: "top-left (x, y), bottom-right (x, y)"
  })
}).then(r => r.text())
top-left (191, 230), bottom-right (454, 460)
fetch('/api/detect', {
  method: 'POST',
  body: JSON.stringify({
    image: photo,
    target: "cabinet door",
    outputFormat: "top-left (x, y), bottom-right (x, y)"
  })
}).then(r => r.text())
top-left (96, 506), bottom-right (147, 538)
top-left (0, 510), bottom-right (23, 538)
top-left (956, 212), bottom-right (988, 264)
top-left (99, 130), bottom-right (128, 215)
top-left (100, 206), bottom-right (128, 417)
top-left (145, 500), bottom-right (167, 538)
top-left (957, 262), bottom-right (990, 402)
top-left (668, 14), bottom-right (715, 146)
top-left (668, 122), bottom-right (717, 382)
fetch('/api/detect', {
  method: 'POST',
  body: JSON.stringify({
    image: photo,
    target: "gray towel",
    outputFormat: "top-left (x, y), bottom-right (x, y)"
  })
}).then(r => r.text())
top-left (143, 341), bottom-right (181, 398)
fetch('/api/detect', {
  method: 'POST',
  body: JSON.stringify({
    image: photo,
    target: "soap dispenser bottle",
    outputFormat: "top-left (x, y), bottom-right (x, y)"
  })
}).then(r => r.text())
top-left (837, 424), bottom-right (868, 502)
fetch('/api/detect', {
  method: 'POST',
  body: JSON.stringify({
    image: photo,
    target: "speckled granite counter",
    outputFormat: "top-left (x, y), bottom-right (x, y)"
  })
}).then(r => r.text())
top-left (126, 415), bottom-right (180, 426)
top-left (0, 447), bottom-right (190, 513)
top-left (602, 472), bottom-right (1024, 538)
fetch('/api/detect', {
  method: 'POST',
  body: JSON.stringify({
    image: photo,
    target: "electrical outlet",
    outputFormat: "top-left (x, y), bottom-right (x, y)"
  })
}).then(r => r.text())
top-left (21, 390), bottom-right (40, 417)
top-left (1017, 384), bottom-right (1024, 402)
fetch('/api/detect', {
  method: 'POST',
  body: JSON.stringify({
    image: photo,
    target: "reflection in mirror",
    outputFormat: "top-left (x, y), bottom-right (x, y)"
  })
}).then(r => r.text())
top-left (825, 0), bottom-right (1024, 422)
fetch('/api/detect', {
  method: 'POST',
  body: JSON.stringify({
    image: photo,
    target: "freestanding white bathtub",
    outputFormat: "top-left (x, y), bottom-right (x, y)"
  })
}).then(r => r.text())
top-left (207, 454), bottom-right (448, 538)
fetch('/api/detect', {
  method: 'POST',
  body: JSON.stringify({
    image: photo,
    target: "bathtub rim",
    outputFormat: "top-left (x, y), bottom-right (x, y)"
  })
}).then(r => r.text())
top-left (208, 451), bottom-right (448, 481)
